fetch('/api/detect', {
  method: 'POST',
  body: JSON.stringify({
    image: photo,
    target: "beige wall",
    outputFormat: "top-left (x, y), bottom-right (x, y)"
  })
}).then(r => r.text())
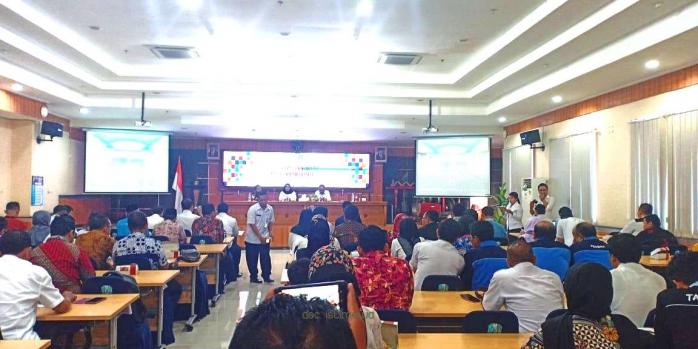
top-left (505, 84), bottom-right (698, 228)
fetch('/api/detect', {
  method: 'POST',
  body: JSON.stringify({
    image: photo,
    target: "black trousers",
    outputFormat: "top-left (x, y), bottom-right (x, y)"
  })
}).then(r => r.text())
top-left (245, 242), bottom-right (271, 280)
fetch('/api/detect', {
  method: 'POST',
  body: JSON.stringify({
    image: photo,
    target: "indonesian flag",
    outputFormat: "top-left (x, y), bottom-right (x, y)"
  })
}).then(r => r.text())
top-left (172, 157), bottom-right (184, 213)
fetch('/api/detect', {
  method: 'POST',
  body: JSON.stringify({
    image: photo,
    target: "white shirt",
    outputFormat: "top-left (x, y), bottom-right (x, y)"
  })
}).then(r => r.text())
top-left (278, 191), bottom-right (297, 202)
top-left (216, 212), bottom-right (240, 236)
top-left (391, 239), bottom-right (407, 260)
top-left (147, 214), bottom-right (164, 229)
top-left (314, 190), bottom-right (332, 201)
top-left (245, 203), bottom-right (275, 244)
top-left (409, 240), bottom-right (465, 291)
top-left (534, 195), bottom-right (556, 219)
top-left (176, 210), bottom-right (200, 233)
top-left (0, 255), bottom-right (65, 340)
top-left (620, 219), bottom-right (644, 236)
top-left (482, 262), bottom-right (565, 333)
top-left (556, 217), bottom-right (585, 246)
top-left (610, 262), bottom-right (666, 327)
top-left (505, 202), bottom-right (524, 230)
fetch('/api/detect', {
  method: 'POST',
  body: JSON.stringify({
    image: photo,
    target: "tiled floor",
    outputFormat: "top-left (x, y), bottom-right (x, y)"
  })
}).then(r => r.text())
top-left (168, 249), bottom-right (292, 349)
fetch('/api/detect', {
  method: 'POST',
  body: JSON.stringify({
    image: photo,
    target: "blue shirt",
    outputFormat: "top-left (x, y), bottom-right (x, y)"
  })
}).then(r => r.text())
top-left (115, 218), bottom-right (130, 238)
top-left (461, 240), bottom-right (507, 289)
top-left (570, 237), bottom-right (607, 256)
top-left (530, 239), bottom-right (569, 249)
top-left (486, 219), bottom-right (507, 240)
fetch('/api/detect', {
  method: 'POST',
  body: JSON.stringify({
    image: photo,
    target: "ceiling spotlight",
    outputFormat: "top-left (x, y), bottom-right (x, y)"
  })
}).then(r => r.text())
top-left (551, 95), bottom-right (563, 103)
top-left (356, 0), bottom-right (374, 18)
top-left (653, 2), bottom-right (663, 9)
top-left (10, 83), bottom-right (23, 91)
top-left (497, 116), bottom-right (507, 123)
top-left (79, 107), bottom-right (89, 115)
top-left (644, 59), bottom-right (660, 70)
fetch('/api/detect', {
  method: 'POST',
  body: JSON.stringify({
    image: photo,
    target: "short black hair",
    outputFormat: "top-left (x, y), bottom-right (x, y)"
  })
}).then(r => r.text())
top-left (88, 212), bottom-right (110, 230)
top-left (426, 210), bottom-right (439, 222)
top-left (644, 214), bottom-right (661, 228)
top-left (64, 205), bottom-right (73, 214)
top-left (559, 207), bottom-right (573, 219)
top-left (181, 198), bottom-right (193, 210)
top-left (50, 214), bottom-right (76, 236)
top-left (127, 210), bottom-right (148, 232)
top-left (312, 206), bottom-right (328, 218)
top-left (52, 204), bottom-right (68, 215)
top-left (0, 230), bottom-right (31, 255)
top-left (607, 234), bottom-right (642, 263)
top-left (667, 251), bottom-right (698, 285)
top-left (574, 222), bottom-right (596, 238)
top-left (471, 221), bottom-right (495, 241)
top-left (533, 221), bottom-right (556, 241)
top-left (452, 203), bottom-right (466, 217)
top-left (343, 204), bottom-right (360, 222)
top-left (482, 206), bottom-right (494, 217)
top-left (217, 202), bottom-right (229, 213)
top-left (202, 204), bottom-right (215, 216)
top-left (341, 201), bottom-right (352, 209)
top-left (125, 203), bottom-right (139, 213)
top-left (538, 183), bottom-right (548, 189)
top-left (229, 294), bottom-right (356, 349)
top-left (438, 219), bottom-right (462, 243)
top-left (638, 203), bottom-right (653, 215)
top-left (5, 201), bottom-right (19, 211)
top-left (398, 218), bottom-right (419, 242)
top-left (534, 204), bottom-right (546, 215)
top-left (152, 207), bottom-right (164, 215)
top-left (287, 258), bottom-right (311, 285)
top-left (358, 225), bottom-right (387, 252)
top-left (163, 208), bottom-right (177, 221)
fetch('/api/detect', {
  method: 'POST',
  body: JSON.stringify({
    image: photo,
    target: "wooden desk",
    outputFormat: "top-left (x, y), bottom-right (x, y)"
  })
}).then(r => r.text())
top-left (398, 333), bottom-right (531, 349)
top-left (410, 291), bottom-right (483, 332)
top-left (195, 244), bottom-right (228, 305)
top-left (640, 255), bottom-right (672, 268)
top-left (0, 341), bottom-right (51, 349)
top-left (173, 255), bottom-right (208, 331)
top-left (95, 270), bottom-right (178, 348)
top-left (37, 294), bottom-right (138, 349)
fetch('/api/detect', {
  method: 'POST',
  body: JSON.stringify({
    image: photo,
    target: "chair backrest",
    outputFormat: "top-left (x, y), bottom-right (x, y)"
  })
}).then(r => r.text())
top-left (115, 254), bottom-right (159, 270)
top-left (644, 308), bottom-right (656, 328)
top-left (152, 235), bottom-right (170, 242)
top-left (573, 250), bottom-right (612, 269)
top-left (421, 275), bottom-right (465, 291)
top-left (533, 247), bottom-right (571, 280)
top-left (471, 258), bottom-right (508, 290)
top-left (546, 308), bottom-right (567, 320)
top-left (661, 304), bottom-right (698, 349)
top-left (462, 311), bottom-right (519, 333)
top-left (376, 309), bottom-right (417, 333)
top-left (191, 235), bottom-right (214, 245)
top-left (82, 272), bottom-right (140, 294)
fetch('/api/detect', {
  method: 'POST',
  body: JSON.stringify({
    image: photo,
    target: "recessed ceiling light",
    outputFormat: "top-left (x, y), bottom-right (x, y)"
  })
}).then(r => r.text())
top-left (79, 107), bottom-right (89, 115)
top-left (654, 2), bottom-right (663, 9)
top-left (551, 95), bottom-right (563, 103)
top-left (280, 32), bottom-right (291, 37)
top-left (644, 59), bottom-right (660, 69)
top-left (10, 83), bottom-right (23, 91)
top-left (89, 25), bottom-right (100, 31)
top-left (356, 0), bottom-right (373, 18)
top-left (497, 116), bottom-right (507, 123)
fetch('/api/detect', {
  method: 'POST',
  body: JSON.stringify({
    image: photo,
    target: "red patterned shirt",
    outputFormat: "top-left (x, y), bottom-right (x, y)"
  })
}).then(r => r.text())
top-left (191, 216), bottom-right (225, 243)
top-left (353, 250), bottom-right (414, 310)
top-left (31, 236), bottom-right (95, 293)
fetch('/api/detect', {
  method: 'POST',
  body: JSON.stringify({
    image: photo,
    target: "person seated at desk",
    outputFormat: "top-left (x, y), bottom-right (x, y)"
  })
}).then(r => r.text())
top-left (177, 198), bottom-right (200, 234)
top-left (570, 222), bottom-right (608, 259)
top-left (482, 206), bottom-right (507, 244)
top-left (523, 204), bottom-right (551, 242)
top-left (391, 217), bottom-right (421, 261)
top-left (154, 208), bottom-right (187, 244)
top-left (0, 231), bottom-right (74, 340)
top-left (314, 184), bottom-right (332, 201)
top-left (28, 210), bottom-right (51, 248)
top-left (31, 215), bottom-right (95, 294)
top-left (115, 203), bottom-right (139, 239)
top-left (460, 221), bottom-right (507, 290)
top-left (556, 207), bottom-right (585, 247)
top-left (286, 258), bottom-right (311, 285)
top-left (452, 203), bottom-right (476, 234)
top-left (76, 212), bottom-right (115, 270)
top-left (620, 202), bottom-right (653, 236)
top-left (192, 203), bottom-right (225, 243)
top-left (418, 210), bottom-right (439, 241)
top-left (4, 201), bottom-right (29, 232)
top-left (335, 200), bottom-right (363, 226)
top-left (655, 251), bottom-right (698, 349)
top-left (278, 183), bottom-right (297, 202)
top-left (334, 204), bottom-right (367, 252)
top-left (147, 207), bottom-right (164, 230)
top-left (353, 226), bottom-right (414, 311)
top-left (410, 219), bottom-right (465, 290)
top-left (483, 240), bottom-right (564, 333)
top-left (636, 214), bottom-right (681, 254)
top-left (217, 203), bottom-right (242, 280)
top-left (531, 220), bottom-right (569, 249)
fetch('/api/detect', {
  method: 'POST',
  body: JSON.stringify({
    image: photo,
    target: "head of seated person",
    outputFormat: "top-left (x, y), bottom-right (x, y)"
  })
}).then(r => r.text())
top-left (201, 203), bottom-right (216, 218)
top-left (217, 203), bottom-right (229, 215)
top-left (573, 222), bottom-right (597, 242)
top-left (637, 203), bottom-right (653, 219)
top-left (52, 204), bottom-right (69, 216)
top-left (125, 203), bottom-right (139, 214)
top-left (0, 230), bottom-right (32, 259)
top-left (666, 251), bottom-right (698, 289)
top-left (481, 206), bottom-right (495, 219)
top-left (470, 221), bottom-right (495, 248)
top-left (151, 207), bottom-right (164, 217)
top-left (437, 219), bottom-right (461, 244)
top-left (163, 208), bottom-right (177, 222)
top-left (229, 294), bottom-right (357, 349)
top-left (312, 206), bottom-right (329, 219)
top-left (357, 225), bottom-right (388, 256)
top-left (507, 240), bottom-right (536, 267)
top-left (127, 211), bottom-right (148, 234)
top-left (50, 214), bottom-right (76, 241)
top-left (559, 207), bottom-right (573, 219)
top-left (534, 220), bottom-right (556, 241)
top-left (181, 199), bottom-right (194, 211)
top-left (534, 204), bottom-right (546, 216)
top-left (642, 214), bottom-right (662, 232)
top-left (343, 205), bottom-right (360, 224)
top-left (607, 234), bottom-right (642, 268)
top-left (287, 258), bottom-right (311, 285)
top-left (425, 210), bottom-right (439, 224)
top-left (87, 212), bottom-right (111, 234)
top-left (452, 203), bottom-right (466, 218)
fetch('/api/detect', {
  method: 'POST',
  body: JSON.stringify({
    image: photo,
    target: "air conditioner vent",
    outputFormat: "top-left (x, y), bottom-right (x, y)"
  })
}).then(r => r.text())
top-left (378, 53), bottom-right (422, 65)
top-left (149, 45), bottom-right (199, 59)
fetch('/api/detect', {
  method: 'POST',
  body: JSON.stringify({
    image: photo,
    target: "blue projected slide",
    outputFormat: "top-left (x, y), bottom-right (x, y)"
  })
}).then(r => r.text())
top-left (85, 129), bottom-right (169, 193)
top-left (416, 136), bottom-right (490, 196)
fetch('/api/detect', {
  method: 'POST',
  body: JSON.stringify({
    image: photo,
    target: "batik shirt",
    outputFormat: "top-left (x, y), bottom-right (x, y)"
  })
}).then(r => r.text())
top-left (191, 216), bottom-right (225, 243)
top-left (112, 232), bottom-right (167, 269)
top-left (31, 236), bottom-right (95, 293)
top-left (353, 250), bottom-right (414, 310)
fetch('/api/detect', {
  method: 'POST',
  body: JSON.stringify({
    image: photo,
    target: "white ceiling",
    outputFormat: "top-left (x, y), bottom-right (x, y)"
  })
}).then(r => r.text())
top-left (0, 0), bottom-right (697, 140)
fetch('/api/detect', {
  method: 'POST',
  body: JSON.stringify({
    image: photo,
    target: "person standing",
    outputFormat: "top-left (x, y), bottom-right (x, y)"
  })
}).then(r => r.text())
top-left (245, 191), bottom-right (275, 283)
top-left (502, 192), bottom-right (523, 235)
top-left (529, 183), bottom-right (555, 219)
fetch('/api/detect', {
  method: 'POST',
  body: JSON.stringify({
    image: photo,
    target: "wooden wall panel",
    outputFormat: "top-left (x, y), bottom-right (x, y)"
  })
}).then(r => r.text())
top-left (0, 89), bottom-right (81, 140)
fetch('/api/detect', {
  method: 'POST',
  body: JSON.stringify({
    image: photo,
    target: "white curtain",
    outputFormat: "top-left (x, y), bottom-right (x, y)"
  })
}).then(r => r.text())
top-left (503, 145), bottom-right (532, 195)
top-left (549, 138), bottom-right (571, 218)
top-left (549, 133), bottom-right (597, 222)
top-left (631, 117), bottom-right (669, 228)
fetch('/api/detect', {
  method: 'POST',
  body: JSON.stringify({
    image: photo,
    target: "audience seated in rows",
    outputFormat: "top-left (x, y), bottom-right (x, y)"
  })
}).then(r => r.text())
top-left (418, 210), bottom-right (439, 241)
top-left (523, 204), bottom-right (550, 242)
top-left (460, 221), bottom-right (507, 290)
top-left (636, 214), bottom-right (681, 254)
top-left (531, 221), bottom-right (569, 249)
top-left (31, 215), bottom-right (95, 294)
top-left (334, 204), bottom-right (367, 252)
top-left (390, 217), bottom-right (420, 261)
top-left (411, 219), bottom-right (465, 290)
top-left (218, 202), bottom-right (243, 281)
top-left (570, 222), bottom-right (607, 258)
top-left (192, 204), bottom-right (225, 243)
top-left (335, 200), bottom-right (362, 227)
top-left (154, 208), bottom-right (187, 243)
top-left (289, 207), bottom-right (313, 255)
top-left (555, 207), bottom-right (584, 246)
top-left (296, 217), bottom-right (331, 260)
top-left (286, 258), bottom-right (310, 285)
top-left (115, 203), bottom-right (139, 239)
top-left (50, 205), bottom-right (72, 224)
top-left (76, 212), bottom-right (115, 270)
top-left (481, 206), bottom-right (507, 243)
top-left (147, 207), bottom-right (164, 229)
top-left (452, 203), bottom-right (475, 235)
top-left (216, 202), bottom-right (240, 237)
top-left (353, 226), bottom-right (414, 311)
top-left (620, 203), bottom-right (653, 236)
top-left (482, 241), bottom-right (564, 332)
top-left (4, 201), bottom-right (29, 232)
top-left (655, 251), bottom-right (698, 349)
top-left (177, 198), bottom-right (200, 233)
top-left (28, 210), bottom-right (51, 248)
top-left (607, 234), bottom-right (666, 327)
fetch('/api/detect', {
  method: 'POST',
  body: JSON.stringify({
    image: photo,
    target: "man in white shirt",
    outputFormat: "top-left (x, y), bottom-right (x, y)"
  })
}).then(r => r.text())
top-left (619, 203), bottom-right (653, 236)
top-left (176, 198), bottom-right (200, 233)
top-left (482, 240), bottom-right (565, 332)
top-left (245, 192), bottom-right (275, 283)
top-left (608, 234), bottom-right (666, 327)
top-left (0, 231), bottom-right (73, 339)
top-left (217, 202), bottom-right (243, 280)
top-left (410, 219), bottom-right (465, 290)
top-left (147, 207), bottom-right (164, 229)
top-left (555, 207), bottom-right (585, 246)
top-left (314, 184), bottom-right (332, 202)
top-left (529, 183), bottom-right (555, 219)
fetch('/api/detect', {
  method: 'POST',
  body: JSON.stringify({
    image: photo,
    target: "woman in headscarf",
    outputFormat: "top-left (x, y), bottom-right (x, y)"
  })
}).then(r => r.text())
top-left (388, 212), bottom-right (408, 243)
top-left (288, 207), bottom-right (314, 256)
top-left (296, 217), bottom-right (331, 260)
top-left (28, 210), bottom-right (51, 247)
top-left (278, 183), bottom-right (297, 202)
top-left (390, 217), bottom-right (420, 261)
top-left (522, 263), bottom-right (653, 349)
top-left (312, 205), bottom-right (334, 233)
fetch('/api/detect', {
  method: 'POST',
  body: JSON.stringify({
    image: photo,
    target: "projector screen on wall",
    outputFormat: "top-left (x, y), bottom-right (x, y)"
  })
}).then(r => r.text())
top-left (84, 129), bottom-right (170, 193)
top-left (416, 136), bottom-right (490, 197)
top-left (222, 151), bottom-right (370, 188)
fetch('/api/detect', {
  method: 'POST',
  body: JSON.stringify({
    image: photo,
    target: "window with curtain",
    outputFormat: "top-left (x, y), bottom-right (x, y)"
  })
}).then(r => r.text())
top-left (503, 145), bottom-right (532, 195)
top-left (548, 132), bottom-right (597, 222)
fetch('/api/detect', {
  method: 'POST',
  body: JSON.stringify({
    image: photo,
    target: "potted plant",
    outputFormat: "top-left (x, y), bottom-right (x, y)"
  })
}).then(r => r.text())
top-left (492, 184), bottom-right (508, 225)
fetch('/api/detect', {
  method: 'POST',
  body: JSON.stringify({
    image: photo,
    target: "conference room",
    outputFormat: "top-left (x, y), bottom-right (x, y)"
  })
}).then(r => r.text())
top-left (2, 1), bottom-right (698, 348)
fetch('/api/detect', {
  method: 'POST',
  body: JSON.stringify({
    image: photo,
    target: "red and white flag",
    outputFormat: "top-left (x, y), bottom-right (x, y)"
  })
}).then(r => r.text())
top-left (172, 157), bottom-right (184, 213)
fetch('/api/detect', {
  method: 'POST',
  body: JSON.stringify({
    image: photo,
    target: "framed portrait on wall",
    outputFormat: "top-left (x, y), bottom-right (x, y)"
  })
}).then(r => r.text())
top-left (374, 146), bottom-right (387, 163)
top-left (207, 143), bottom-right (220, 160)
